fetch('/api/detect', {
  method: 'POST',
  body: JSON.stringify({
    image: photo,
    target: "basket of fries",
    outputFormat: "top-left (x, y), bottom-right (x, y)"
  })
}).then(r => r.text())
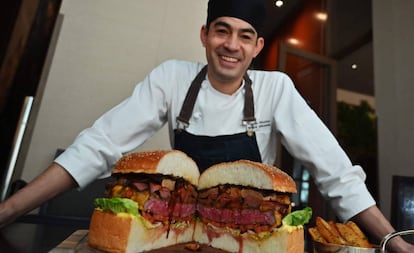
top-left (309, 216), bottom-right (414, 252)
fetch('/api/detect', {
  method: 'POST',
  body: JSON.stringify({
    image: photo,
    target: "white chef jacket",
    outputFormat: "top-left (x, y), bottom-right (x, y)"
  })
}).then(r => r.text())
top-left (55, 59), bottom-right (375, 221)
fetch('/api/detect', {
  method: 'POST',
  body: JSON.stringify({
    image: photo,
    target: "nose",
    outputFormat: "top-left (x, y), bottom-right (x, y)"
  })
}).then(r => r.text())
top-left (224, 34), bottom-right (240, 51)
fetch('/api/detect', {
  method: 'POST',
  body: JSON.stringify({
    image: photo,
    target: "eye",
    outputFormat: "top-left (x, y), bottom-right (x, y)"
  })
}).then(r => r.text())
top-left (241, 34), bottom-right (254, 41)
top-left (216, 28), bottom-right (228, 35)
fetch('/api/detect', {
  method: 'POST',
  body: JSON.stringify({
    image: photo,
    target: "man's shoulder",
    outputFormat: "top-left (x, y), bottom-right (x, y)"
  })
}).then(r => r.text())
top-left (248, 68), bottom-right (289, 78)
top-left (247, 69), bottom-right (292, 84)
top-left (158, 59), bottom-right (204, 71)
top-left (150, 60), bottom-right (204, 87)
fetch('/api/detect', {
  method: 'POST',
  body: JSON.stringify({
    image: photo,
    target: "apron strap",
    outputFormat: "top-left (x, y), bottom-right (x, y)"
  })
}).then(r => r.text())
top-left (243, 72), bottom-right (256, 123)
top-left (176, 66), bottom-right (208, 127)
top-left (176, 65), bottom-right (256, 129)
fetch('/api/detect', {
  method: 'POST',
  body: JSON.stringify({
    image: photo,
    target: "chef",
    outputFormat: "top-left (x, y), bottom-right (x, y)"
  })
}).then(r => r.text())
top-left (0, 0), bottom-right (412, 252)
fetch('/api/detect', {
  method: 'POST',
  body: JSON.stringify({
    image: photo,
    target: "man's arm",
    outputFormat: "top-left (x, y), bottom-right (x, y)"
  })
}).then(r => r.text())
top-left (0, 162), bottom-right (77, 227)
top-left (352, 205), bottom-right (414, 253)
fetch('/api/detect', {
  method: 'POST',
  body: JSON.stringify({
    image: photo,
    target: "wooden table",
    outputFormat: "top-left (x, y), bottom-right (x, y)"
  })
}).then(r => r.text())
top-left (50, 230), bottom-right (226, 253)
top-left (51, 229), bottom-right (310, 253)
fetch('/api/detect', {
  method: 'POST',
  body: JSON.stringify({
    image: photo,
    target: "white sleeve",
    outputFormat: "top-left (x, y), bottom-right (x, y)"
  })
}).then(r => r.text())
top-left (55, 61), bottom-right (173, 188)
top-left (273, 74), bottom-right (375, 221)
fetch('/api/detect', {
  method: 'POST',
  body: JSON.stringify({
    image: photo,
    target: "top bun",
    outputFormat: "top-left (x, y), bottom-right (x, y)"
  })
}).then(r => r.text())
top-left (113, 150), bottom-right (200, 186)
top-left (198, 160), bottom-right (297, 193)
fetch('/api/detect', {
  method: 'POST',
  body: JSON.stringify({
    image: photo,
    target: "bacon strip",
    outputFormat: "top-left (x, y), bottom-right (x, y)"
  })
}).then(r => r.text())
top-left (197, 185), bottom-right (291, 233)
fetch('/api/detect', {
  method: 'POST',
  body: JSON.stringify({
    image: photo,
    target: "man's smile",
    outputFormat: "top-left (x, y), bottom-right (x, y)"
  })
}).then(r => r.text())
top-left (220, 55), bottom-right (239, 63)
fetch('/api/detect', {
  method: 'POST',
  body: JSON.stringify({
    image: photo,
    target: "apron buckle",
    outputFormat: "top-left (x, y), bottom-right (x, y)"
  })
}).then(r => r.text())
top-left (243, 120), bottom-right (257, 137)
top-left (176, 117), bottom-right (189, 131)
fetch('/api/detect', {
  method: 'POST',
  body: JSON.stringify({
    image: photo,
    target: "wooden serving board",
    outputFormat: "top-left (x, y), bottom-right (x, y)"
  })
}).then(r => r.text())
top-left (50, 230), bottom-right (226, 253)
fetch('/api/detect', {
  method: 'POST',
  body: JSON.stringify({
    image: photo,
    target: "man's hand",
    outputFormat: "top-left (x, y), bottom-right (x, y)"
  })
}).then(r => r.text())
top-left (0, 163), bottom-right (77, 228)
top-left (352, 205), bottom-right (414, 253)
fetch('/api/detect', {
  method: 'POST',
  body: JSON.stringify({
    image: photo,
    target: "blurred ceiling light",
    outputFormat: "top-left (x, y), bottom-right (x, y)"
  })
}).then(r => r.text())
top-left (287, 38), bottom-right (300, 45)
top-left (315, 12), bottom-right (328, 21)
top-left (275, 0), bottom-right (284, 7)
top-left (351, 64), bottom-right (358, 69)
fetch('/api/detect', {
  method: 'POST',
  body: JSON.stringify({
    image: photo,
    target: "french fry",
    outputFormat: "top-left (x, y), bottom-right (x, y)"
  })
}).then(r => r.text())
top-left (308, 227), bottom-right (327, 243)
top-left (328, 221), bottom-right (343, 239)
top-left (309, 218), bottom-right (373, 248)
top-left (315, 217), bottom-right (347, 245)
top-left (335, 223), bottom-right (362, 247)
top-left (345, 221), bottom-right (373, 248)
top-left (345, 221), bottom-right (368, 239)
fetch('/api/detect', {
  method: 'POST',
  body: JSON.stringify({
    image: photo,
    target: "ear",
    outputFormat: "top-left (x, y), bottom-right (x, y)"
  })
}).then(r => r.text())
top-left (200, 25), bottom-right (208, 47)
top-left (253, 37), bottom-right (265, 58)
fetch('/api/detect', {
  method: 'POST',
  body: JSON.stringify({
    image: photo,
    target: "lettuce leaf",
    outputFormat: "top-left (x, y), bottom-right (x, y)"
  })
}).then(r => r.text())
top-left (282, 206), bottom-right (312, 226)
top-left (94, 197), bottom-right (139, 216)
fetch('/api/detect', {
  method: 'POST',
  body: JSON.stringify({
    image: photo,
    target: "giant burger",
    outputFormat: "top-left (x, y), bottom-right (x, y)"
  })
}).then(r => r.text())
top-left (88, 152), bottom-right (310, 253)
top-left (88, 150), bottom-right (200, 253)
top-left (194, 160), bottom-right (311, 253)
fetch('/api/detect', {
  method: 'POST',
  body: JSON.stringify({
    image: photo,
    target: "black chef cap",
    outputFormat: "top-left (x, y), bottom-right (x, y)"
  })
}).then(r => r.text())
top-left (207, 0), bottom-right (266, 36)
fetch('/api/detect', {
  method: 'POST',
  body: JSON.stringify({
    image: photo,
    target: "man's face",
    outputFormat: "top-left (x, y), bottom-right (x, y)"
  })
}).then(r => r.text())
top-left (200, 17), bottom-right (264, 91)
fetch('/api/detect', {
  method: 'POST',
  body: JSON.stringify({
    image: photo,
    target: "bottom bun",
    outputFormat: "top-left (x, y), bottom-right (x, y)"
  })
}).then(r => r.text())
top-left (88, 209), bottom-right (195, 253)
top-left (193, 220), bottom-right (304, 253)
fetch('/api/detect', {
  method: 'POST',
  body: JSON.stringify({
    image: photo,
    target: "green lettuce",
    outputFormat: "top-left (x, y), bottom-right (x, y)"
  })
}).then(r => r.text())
top-left (94, 197), bottom-right (139, 216)
top-left (282, 206), bottom-right (312, 226)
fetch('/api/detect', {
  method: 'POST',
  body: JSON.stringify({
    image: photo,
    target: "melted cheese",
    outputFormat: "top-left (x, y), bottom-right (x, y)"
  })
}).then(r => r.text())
top-left (277, 224), bottom-right (303, 233)
top-left (115, 212), bottom-right (135, 219)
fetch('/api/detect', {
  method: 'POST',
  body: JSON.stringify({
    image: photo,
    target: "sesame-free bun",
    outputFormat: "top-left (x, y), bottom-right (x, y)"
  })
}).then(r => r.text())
top-left (194, 220), bottom-right (304, 253)
top-left (198, 160), bottom-right (297, 193)
top-left (88, 210), bottom-right (195, 253)
top-left (113, 150), bottom-right (199, 186)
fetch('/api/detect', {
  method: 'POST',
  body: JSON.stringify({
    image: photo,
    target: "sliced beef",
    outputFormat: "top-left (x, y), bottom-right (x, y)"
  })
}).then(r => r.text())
top-left (106, 174), bottom-right (198, 223)
top-left (197, 184), bottom-right (291, 232)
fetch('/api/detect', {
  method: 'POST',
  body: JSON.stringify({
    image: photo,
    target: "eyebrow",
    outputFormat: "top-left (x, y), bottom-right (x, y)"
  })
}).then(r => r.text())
top-left (213, 21), bottom-right (257, 35)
